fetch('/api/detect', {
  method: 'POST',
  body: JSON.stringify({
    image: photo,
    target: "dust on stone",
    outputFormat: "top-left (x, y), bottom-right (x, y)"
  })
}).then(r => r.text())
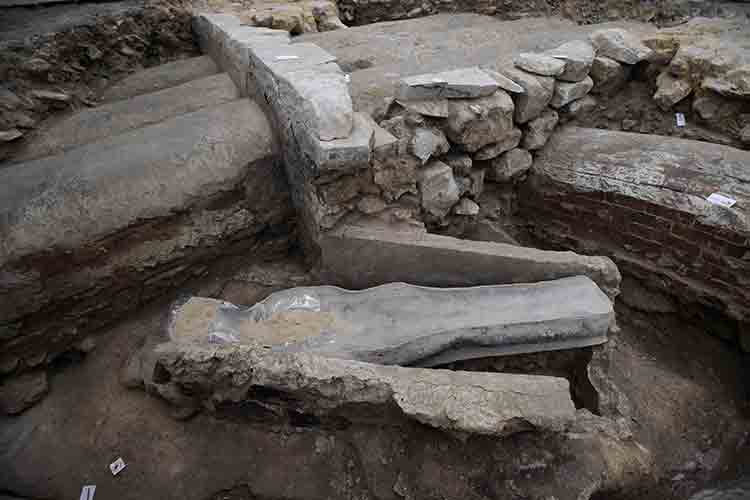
top-left (171, 297), bottom-right (350, 346)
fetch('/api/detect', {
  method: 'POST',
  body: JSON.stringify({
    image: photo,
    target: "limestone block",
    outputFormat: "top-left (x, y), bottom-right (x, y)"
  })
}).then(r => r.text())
top-left (498, 67), bottom-right (554, 123)
top-left (523, 109), bottom-right (559, 150)
top-left (590, 56), bottom-right (631, 96)
top-left (653, 71), bottom-right (693, 110)
top-left (550, 76), bottom-right (594, 108)
top-left (488, 148), bottom-right (533, 182)
top-left (443, 91), bottom-right (515, 152)
top-left (546, 40), bottom-right (596, 82)
top-left (514, 53), bottom-right (566, 77)
top-left (395, 67), bottom-right (500, 101)
top-left (418, 160), bottom-right (461, 217)
top-left (589, 28), bottom-right (653, 65)
top-left (474, 127), bottom-right (522, 161)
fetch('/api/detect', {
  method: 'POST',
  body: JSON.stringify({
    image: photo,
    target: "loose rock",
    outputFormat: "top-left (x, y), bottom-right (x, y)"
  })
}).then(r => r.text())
top-left (411, 127), bottom-right (450, 164)
top-left (0, 371), bottom-right (48, 415)
top-left (396, 67), bottom-right (500, 101)
top-left (692, 91), bottom-right (738, 121)
top-left (590, 56), bottom-right (631, 95)
top-left (443, 91), bottom-right (515, 152)
top-left (498, 67), bottom-right (554, 123)
top-left (514, 53), bottom-right (565, 77)
top-left (481, 68), bottom-right (524, 93)
top-left (454, 198), bottom-right (480, 215)
top-left (523, 109), bottom-right (559, 150)
top-left (0, 129), bottom-right (23, 142)
top-left (546, 40), bottom-right (595, 82)
top-left (702, 65), bottom-right (750, 99)
top-left (30, 89), bottom-right (72, 103)
top-left (550, 76), bottom-right (593, 108)
top-left (653, 71), bottom-right (693, 110)
top-left (474, 127), bottom-right (522, 160)
top-left (418, 160), bottom-right (461, 217)
top-left (562, 95), bottom-right (598, 119)
top-left (589, 28), bottom-right (653, 64)
top-left (443, 153), bottom-right (473, 176)
top-left (396, 99), bottom-right (450, 118)
top-left (488, 148), bottom-right (533, 182)
top-left (357, 196), bottom-right (388, 214)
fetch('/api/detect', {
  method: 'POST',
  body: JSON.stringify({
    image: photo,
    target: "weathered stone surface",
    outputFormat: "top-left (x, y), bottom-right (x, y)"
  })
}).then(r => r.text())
top-left (309, 0), bottom-right (347, 31)
top-left (687, 477), bottom-right (750, 500)
top-left (418, 160), bottom-right (460, 217)
top-left (692, 91), bottom-right (740, 122)
top-left (481, 68), bottom-right (524, 93)
top-left (488, 148), bottom-right (533, 182)
top-left (474, 127), bottom-right (522, 160)
top-left (0, 129), bottom-right (22, 142)
top-left (589, 28), bottom-right (653, 65)
top-left (527, 126), bottom-right (750, 320)
top-left (590, 56), bottom-right (630, 95)
top-left (523, 109), bottom-right (559, 150)
top-left (0, 371), bottom-right (48, 415)
top-left (702, 65), bottom-right (750, 99)
top-left (653, 71), bottom-right (693, 111)
top-left (550, 76), bottom-right (593, 108)
top-left (395, 98), bottom-right (450, 117)
top-left (168, 277), bottom-right (612, 366)
top-left (30, 89), bottom-right (71, 103)
top-left (444, 91), bottom-right (515, 151)
top-left (100, 56), bottom-right (219, 103)
top-left (620, 276), bottom-right (676, 314)
top-left (454, 197), bottom-right (480, 215)
top-left (443, 152), bottom-right (473, 176)
top-left (562, 95), bottom-right (598, 118)
top-left (498, 67), bottom-right (554, 123)
top-left (357, 196), bottom-right (387, 214)
top-left (269, 63), bottom-right (353, 142)
top-left (308, 112), bottom-right (374, 171)
top-left (320, 223), bottom-right (622, 299)
top-left (18, 73), bottom-right (240, 161)
top-left (395, 67), bottom-right (500, 101)
top-left (741, 124), bottom-right (750, 145)
top-left (147, 339), bottom-right (578, 436)
top-left (546, 40), bottom-right (596, 82)
top-left (641, 33), bottom-right (680, 65)
top-left (514, 53), bottom-right (565, 77)
top-left (669, 43), bottom-right (739, 85)
top-left (410, 126), bottom-right (449, 163)
top-left (468, 219), bottom-right (520, 245)
top-left (251, 4), bottom-right (317, 34)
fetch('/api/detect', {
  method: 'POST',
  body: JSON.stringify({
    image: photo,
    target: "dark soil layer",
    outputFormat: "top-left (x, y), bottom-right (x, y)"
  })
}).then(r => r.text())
top-left (0, 0), bottom-right (198, 162)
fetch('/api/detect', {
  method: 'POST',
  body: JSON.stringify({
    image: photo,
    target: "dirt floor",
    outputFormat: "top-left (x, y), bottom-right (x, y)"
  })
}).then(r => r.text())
top-left (0, 252), bottom-right (747, 500)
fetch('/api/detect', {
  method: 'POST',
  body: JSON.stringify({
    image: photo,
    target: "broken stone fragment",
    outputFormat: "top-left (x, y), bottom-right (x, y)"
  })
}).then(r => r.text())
top-left (252, 4), bottom-right (317, 34)
top-left (467, 168), bottom-right (485, 197)
top-left (443, 152), bottom-right (473, 176)
top-left (642, 33), bottom-right (680, 65)
top-left (418, 160), bottom-right (461, 217)
top-left (691, 90), bottom-right (738, 122)
top-left (562, 95), bottom-right (598, 119)
top-left (310, 0), bottom-right (347, 31)
top-left (702, 65), bottom-right (750, 99)
top-left (498, 67), bottom-right (554, 123)
top-left (653, 71), bottom-right (693, 111)
top-left (357, 196), bottom-right (388, 214)
top-left (0, 371), bottom-right (48, 415)
top-left (454, 198), bottom-right (480, 215)
top-left (523, 109), bottom-right (559, 150)
top-left (0, 129), bottom-right (23, 142)
top-left (546, 40), bottom-right (596, 82)
top-left (740, 124), bottom-right (750, 145)
top-left (669, 43), bottom-right (738, 85)
top-left (513, 53), bottom-right (566, 77)
top-left (590, 56), bottom-right (631, 95)
top-left (589, 28), bottom-right (653, 65)
top-left (373, 155), bottom-right (419, 201)
top-left (410, 126), bottom-right (450, 164)
top-left (443, 91), bottom-right (515, 152)
top-left (395, 67), bottom-right (500, 101)
top-left (31, 89), bottom-right (71, 104)
top-left (0, 87), bottom-right (23, 110)
top-left (395, 99), bottom-right (450, 118)
top-left (549, 76), bottom-right (593, 108)
top-left (481, 68), bottom-right (524, 93)
top-left (473, 127), bottom-right (522, 161)
top-left (488, 148), bottom-right (533, 182)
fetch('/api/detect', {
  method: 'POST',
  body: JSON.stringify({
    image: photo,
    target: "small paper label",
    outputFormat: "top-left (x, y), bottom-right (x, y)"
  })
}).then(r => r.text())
top-left (80, 485), bottom-right (96, 500)
top-left (275, 55), bottom-right (299, 61)
top-left (109, 457), bottom-right (127, 476)
top-left (675, 113), bottom-right (686, 127)
top-left (706, 193), bottom-right (737, 208)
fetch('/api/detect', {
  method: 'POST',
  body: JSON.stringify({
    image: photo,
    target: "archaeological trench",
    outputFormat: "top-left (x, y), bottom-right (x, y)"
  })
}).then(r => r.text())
top-left (1, 0), bottom-right (750, 499)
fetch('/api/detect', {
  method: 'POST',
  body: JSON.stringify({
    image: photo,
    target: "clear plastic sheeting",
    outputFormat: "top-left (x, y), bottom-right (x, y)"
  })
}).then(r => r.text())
top-left (167, 291), bottom-right (329, 346)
